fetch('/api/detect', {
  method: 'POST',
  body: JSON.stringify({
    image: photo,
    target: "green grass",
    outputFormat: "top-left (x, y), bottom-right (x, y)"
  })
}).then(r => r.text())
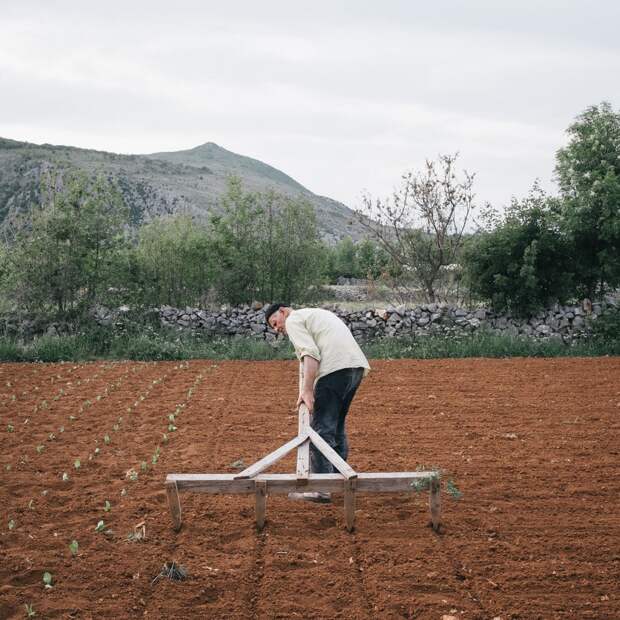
top-left (0, 327), bottom-right (618, 363)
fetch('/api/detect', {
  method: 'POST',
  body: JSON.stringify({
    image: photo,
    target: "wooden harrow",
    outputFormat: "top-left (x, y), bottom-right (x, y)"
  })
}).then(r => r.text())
top-left (166, 370), bottom-right (441, 533)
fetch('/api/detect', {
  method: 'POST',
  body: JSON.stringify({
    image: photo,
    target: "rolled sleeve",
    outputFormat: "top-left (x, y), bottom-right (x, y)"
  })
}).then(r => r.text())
top-left (285, 314), bottom-right (321, 362)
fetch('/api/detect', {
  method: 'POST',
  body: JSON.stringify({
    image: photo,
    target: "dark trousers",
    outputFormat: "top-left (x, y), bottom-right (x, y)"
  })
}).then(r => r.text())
top-left (310, 367), bottom-right (365, 474)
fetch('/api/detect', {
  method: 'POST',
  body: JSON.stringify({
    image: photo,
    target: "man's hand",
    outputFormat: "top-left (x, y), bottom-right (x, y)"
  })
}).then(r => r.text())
top-left (296, 389), bottom-right (315, 414)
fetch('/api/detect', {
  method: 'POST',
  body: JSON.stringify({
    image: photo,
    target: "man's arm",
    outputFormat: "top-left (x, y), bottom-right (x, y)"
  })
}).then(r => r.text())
top-left (297, 355), bottom-right (319, 413)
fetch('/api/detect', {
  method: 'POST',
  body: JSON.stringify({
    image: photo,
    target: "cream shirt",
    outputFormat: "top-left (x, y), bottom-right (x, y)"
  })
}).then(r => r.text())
top-left (285, 308), bottom-right (370, 382)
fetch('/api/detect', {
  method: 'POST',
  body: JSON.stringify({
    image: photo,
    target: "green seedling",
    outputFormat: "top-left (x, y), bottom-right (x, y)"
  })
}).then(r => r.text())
top-left (69, 415), bottom-right (76, 421)
top-left (94, 447), bottom-right (100, 456)
top-left (25, 603), bottom-right (36, 618)
top-left (120, 488), bottom-right (127, 497)
top-left (28, 499), bottom-right (34, 509)
top-left (69, 540), bottom-right (79, 556)
top-left (446, 478), bottom-right (463, 500)
top-left (113, 424), bottom-right (120, 432)
top-left (162, 433), bottom-right (168, 444)
top-left (7, 423), bottom-right (14, 432)
top-left (59, 426), bottom-right (64, 433)
top-left (129, 470), bottom-right (138, 481)
top-left (62, 472), bottom-right (69, 482)
top-left (5, 464), bottom-right (11, 471)
top-left (104, 435), bottom-right (111, 445)
top-left (48, 433), bottom-right (56, 441)
top-left (36, 445), bottom-right (45, 454)
top-left (43, 572), bottom-right (53, 588)
top-left (103, 500), bottom-right (111, 512)
top-left (95, 520), bottom-right (106, 533)
top-left (168, 413), bottom-right (175, 422)
top-left (74, 459), bottom-right (81, 469)
top-left (168, 424), bottom-right (177, 432)
top-left (8, 519), bottom-right (15, 530)
top-left (140, 461), bottom-right (148, 472)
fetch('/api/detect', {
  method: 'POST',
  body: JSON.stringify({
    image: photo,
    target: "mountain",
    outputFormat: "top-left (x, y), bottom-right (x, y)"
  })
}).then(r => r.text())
top-left (0, 137), bottom-right (365, 242)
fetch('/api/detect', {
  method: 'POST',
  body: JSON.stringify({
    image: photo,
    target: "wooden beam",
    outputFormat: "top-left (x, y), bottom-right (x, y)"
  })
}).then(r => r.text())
top-left (296, 364), bottom-right (310, 481)
top-left (167, 471), bottom-right (436, 494)
top-left (165, 480), bottom-right (182, 531)
top-left (234, 433), bottom-right (308, 479)
top-left (429, 475), bottom-right (441, 531)
top-left (344, 478), bottom-right (356, 532)
top-left (255, 480), bottom-right (267, 531)
top-left (306, 427), bottom-right (357, 479)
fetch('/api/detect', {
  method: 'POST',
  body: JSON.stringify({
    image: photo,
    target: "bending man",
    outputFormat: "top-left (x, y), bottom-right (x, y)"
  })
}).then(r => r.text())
top-left (265, 304), bottom-right (370, 503)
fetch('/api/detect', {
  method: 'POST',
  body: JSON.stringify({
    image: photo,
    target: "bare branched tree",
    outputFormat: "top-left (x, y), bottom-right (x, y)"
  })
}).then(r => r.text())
top-left (356, 153), bottom-right (475, 302)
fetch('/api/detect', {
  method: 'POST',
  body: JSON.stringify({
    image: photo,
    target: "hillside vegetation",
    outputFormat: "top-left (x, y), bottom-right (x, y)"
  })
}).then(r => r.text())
top-left (0, 137), bottom-right (363, 241)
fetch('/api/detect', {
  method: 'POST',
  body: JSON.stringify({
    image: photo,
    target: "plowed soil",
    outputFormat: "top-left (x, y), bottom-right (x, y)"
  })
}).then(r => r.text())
top-left (1, 357), bottom-right (619, 619)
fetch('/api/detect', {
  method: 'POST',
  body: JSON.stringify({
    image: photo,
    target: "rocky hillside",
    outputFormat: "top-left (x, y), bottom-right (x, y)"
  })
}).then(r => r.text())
top-left (0, 137), bottom-right (365, 241)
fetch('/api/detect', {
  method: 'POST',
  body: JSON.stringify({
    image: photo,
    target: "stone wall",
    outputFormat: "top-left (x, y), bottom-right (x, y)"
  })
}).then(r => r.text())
top-left (147, 299), bottom-right (613, 342)
top-left (1, 298), bottom-right (615, 341)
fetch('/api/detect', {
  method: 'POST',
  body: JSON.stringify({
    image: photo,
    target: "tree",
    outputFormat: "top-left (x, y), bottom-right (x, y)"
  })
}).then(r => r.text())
top-left (209, 178), bottom-right (324, 304)
top-left (356, 154), bottom-right (475, 302)
top-left (463, 185), bottom-right (573, 314)
top-left (1, 170), bottom-right (129, 317)
top-left (555, 102), bottom-right (620, 298)
top-left (134, 215), bottom-right (213, 307)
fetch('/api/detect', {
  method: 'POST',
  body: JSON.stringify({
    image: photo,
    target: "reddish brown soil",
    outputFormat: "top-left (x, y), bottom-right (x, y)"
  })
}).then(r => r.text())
top-left (1, 358), bottom-right (619, 619)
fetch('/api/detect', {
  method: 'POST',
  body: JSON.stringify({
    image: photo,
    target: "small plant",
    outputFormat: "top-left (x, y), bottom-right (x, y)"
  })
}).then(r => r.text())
top-left (162, 433), bottom-right (168, 444)
top-left (59, 426), bottom-right (64, 433)
top-left (62, 472), bottom-right (69, 482)
top-left (95, 520), bottom-right (106, 533)
top-left (43, 571), bottom-right (53, 588)
top-left (36, 445), bottom-right (45, 454)
top-left (74, 459), bottom-right (81, 469)
top-left (113, 424), bottom-right (120, 432)
top-left (168, 423), bottom-right (177, 432)
top-left (140, 461), bottom-right (148, 472)
top-left (103, 500), bottom-right (111, 512)
top-left (5, 464), bottom-right (11, 471)
top-left (104, 435), bottom-right (111, 445)
top-left (120, 488), bottom-right (127, 496)
top-left (446, 478), bottom-right (463, 500)
top-left (25, 603), bottom-right (36, 618)
top-left (8, 519), bottom-right (15, 530)
top-left (69, 540), bottom-right (79, 556)
top-left (7, 423), bottom-right (14, 432)
top-left (48, 433), bottom-right (56, 441)
top-left (94, 447), bottom-right (100, 456)
top-left (28, 499), bottom-right (34, 509)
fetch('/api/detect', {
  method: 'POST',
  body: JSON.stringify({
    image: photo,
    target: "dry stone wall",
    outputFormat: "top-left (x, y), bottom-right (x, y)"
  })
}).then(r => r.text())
top-left (148, 299), bottom-right (613, 342)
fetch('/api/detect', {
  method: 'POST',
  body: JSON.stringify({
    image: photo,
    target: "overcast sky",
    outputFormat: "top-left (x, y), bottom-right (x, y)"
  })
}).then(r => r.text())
top-left (1, 1), bottom-right (619, 213)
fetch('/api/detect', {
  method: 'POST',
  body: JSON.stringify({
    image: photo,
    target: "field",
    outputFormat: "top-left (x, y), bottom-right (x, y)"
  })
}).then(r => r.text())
top-left (1, 358), bottom-right (619, 619)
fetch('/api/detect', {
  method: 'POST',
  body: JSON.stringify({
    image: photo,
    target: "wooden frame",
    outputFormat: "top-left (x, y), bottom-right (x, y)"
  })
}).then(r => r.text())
top-left (165, 372), bottom-right (442, 533)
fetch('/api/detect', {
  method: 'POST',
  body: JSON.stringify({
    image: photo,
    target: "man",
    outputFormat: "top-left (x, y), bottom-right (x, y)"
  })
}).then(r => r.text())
top-left (265, 304), bottom-right (370, 503)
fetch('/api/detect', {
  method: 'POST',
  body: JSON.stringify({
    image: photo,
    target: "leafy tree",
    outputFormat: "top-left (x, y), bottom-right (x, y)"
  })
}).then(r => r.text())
top-left (209, 178), bottom-right (324, 304)
top-left (1, 170), bottom-right (129, 317)
top-left (133, 215), bottom-right (213, 307)
top-left (356, 154), bottom-right (475, 302)
top-left (209, 178), bottom-right (267, 304)
top-left (555, 102), bottom-right (620, 298)
top-left (463, 185), bottom-right (573, 314)
top-left (260, 193), bottom-right (323, 301)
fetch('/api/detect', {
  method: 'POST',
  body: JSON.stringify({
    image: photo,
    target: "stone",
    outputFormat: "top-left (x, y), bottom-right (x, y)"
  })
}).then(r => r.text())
top-left (572, 316), bottom-right (585, 328)
top-left (250, 323), bottom-right (266, 333)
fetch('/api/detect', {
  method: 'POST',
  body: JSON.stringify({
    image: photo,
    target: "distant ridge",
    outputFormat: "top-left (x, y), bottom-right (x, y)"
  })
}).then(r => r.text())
top-left (0, 137), bottom-right (365, 242)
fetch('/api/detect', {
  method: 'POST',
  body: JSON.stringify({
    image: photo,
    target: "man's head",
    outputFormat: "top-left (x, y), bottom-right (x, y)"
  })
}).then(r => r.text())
top-left (265, 303), bottom-right (291, 334)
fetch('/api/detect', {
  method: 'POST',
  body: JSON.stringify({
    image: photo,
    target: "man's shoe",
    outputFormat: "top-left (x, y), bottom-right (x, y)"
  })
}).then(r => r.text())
top-left (287, 491), bottom-right (331, 504)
